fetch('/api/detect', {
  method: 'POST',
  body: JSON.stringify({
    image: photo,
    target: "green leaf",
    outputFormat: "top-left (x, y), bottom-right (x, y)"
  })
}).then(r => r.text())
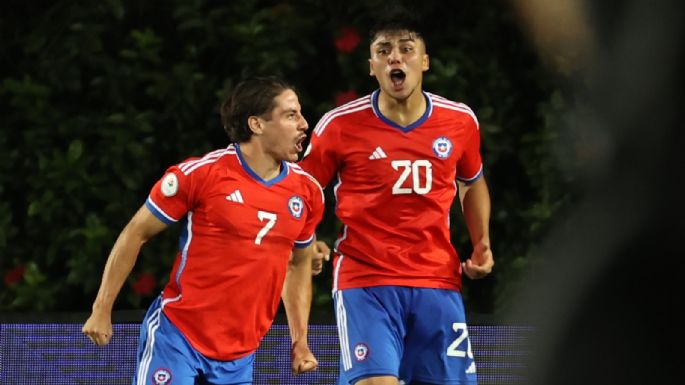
top-left (68, 140), bottom-right (83, 162)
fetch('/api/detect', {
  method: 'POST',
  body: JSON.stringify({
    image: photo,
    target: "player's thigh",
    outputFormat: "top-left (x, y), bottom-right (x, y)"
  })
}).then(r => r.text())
top-left (133, 300), bottom-right (198, 384)
top-left (400, 289), bottom-right (477, 385)
top-left (334, 287), bottom-right (408, 384)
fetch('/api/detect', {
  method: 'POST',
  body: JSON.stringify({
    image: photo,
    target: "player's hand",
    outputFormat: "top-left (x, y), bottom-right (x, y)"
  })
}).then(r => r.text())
top-left (82, 310), bottom-right (113, 346)
top-left (291, 339), bottom-right (318, 375)
top-left (462, 241), bottom-right (494, 280)
top-left (311, 240), bottom-right (330, 276)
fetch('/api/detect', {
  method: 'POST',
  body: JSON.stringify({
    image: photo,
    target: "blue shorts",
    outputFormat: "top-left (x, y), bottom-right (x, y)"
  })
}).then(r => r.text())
top-left (334, 286), bottom-right (478, 385)
top-left (132, 296), bottom-right (255, 385)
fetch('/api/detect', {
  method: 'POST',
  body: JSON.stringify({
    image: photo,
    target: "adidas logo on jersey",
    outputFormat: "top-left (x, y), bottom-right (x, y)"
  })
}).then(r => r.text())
top-left (368, 146), bottom-right (387, 160)
top-left (225, 190), bottom-right (244, 203)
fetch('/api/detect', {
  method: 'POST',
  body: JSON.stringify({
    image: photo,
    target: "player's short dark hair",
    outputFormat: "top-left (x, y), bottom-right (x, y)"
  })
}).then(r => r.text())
top-left (368, 6), bottom-right (426, 45)
top-left (220, 76), bottom-right (294, 143)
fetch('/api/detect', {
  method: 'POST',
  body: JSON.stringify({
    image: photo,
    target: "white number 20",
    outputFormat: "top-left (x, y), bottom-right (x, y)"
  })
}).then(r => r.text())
top-left (255, 211), bottom-right (277, 245)
top-left (391, 160), bottom-right (433, 195)
top-left (446, 322), bottom-right (474, 358)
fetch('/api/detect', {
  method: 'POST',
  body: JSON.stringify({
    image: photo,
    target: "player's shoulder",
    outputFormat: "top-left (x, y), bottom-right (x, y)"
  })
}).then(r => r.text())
top-left (426, 92), bottom-right (479, 129)
top-left (174, 145), bottom-right (236, 176)
top-left (286, 162), bottom-right (325, 199)
top-left (313, 94), bottom-right (373, 137)
top-left (287, 162), bottom-right (323, 190)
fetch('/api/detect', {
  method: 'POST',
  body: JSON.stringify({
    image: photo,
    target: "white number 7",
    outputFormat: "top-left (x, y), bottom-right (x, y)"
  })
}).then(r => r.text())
top-left (446, 322), bottom-right (474, 358)
top-left (255, 211), bottom-right (277, 245)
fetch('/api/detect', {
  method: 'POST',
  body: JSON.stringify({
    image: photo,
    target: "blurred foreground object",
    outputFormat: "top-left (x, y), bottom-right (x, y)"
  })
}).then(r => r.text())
top-left (510, 0), bottom-right (684, 384)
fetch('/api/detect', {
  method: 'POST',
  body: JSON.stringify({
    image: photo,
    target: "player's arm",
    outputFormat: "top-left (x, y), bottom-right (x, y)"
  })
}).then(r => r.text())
top-left (282, 243), bottom-right (318, 374)
top-left (82, 205), bottom-right (167, 346)
top-left (458, 177), bottom-right (495, 279)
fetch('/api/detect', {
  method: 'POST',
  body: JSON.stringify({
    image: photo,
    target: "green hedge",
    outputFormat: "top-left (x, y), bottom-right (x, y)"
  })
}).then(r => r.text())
top-left (0, 0), bottom-right (579, 313)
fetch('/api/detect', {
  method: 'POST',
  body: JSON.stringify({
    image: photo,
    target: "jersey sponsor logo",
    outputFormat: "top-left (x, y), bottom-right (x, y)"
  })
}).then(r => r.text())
top-left (161, 173), bottom-right (179, 197)
top-left (354, 343), bottom-right (369, 362)
top-left (152, 368), bottom-right (172, 385)
top-left (368, 146), bottom-right (387, 160)
top-left (287, 196), bottom-right (304, 219)
top-left (225, 189), bottom-right (244, 203)
top-left (432, 136), bottom-right (453, 159)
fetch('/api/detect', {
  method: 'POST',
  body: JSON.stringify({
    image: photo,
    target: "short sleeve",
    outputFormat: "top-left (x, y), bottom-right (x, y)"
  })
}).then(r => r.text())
top-left (145, 165), bottom-right (194, 225)
top-left (456, 114), bottom-right (483, 184)
top-left (293, 176), bottom-right (325, 248)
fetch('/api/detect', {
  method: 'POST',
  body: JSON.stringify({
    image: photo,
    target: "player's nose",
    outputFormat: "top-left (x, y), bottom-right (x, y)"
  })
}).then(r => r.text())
top-left (298, 115), bottom-right (308, 131)
top-left (388, 47), bottom-right (401, 63)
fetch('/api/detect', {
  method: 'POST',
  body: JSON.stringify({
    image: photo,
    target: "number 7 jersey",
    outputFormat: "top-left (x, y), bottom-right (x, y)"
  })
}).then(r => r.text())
top-left (299, 90), bottom-right (483, 292)
top-left (145, 143), bottom-right (324, 361)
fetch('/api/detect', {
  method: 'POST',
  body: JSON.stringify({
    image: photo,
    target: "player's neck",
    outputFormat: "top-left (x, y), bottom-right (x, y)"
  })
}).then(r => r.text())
top-left (378, 88), bottom-right (426, 127)
top-left (238, 142), bottom-right (282, 180)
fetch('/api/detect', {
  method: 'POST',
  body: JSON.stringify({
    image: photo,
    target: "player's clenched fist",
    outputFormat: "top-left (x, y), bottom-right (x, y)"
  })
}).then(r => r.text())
top-left (82, 311), bottom-right (113, 346)
top-left (311, 240), bottom-right (331, 276)
top-left (291, 339), bottom-right (318, 374)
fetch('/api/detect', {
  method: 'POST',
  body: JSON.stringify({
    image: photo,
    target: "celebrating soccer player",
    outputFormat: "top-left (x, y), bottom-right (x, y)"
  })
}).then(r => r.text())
top-left (83, 77), bottom-right (324, 383)
top-left (301, 8), bottom-right (494, 385)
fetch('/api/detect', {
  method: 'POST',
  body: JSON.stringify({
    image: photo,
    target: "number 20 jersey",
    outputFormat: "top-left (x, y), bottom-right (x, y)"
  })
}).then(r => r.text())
top-left (300, 90), bottom-right (483, 292)
top-left (145, 144), bottom-right (324, 361)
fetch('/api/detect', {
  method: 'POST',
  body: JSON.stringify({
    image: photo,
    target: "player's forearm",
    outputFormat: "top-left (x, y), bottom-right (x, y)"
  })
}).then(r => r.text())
top-left (282, 249), bottom-right (313, 344)
top-left (461, 177), bottom-right (492, 247)
top-left (92, 226), bottom-right (145, 313)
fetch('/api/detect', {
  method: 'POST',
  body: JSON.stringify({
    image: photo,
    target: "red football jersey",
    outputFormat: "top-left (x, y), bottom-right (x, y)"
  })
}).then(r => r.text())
top-left (145, 144), bottom-right (324, 360)
top-left (300, 91), bottom-right (482, 292)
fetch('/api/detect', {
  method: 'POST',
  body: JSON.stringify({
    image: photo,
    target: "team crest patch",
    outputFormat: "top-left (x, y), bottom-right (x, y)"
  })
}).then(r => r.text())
top-left (161, 173), bottom-right (179, 197)
top-left (354, 343), bottom-right (369, 362)
top-left (432, 136), bottom-right (453, 159)
top-left (287, 196), bottom-right (304, 219)
top-left (152, 368), bottom-right (172, 385)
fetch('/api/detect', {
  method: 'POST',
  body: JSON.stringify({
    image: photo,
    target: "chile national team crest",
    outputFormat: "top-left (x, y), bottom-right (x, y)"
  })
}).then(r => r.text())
top-left (354, 343), bottom-right (369, 362)
top-left (287, 196), bottom-right (304, 219)
top-left (432, 136), bottom-right (453, 159)
top-left (152, 368), bottom-right (172, 385)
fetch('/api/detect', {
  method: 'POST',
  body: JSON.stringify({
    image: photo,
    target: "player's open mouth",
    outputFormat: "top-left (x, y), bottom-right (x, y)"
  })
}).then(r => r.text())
top-left (390, 69), bottom-right (406, 88)
top-left (295, 135), bottom-right (306, 152)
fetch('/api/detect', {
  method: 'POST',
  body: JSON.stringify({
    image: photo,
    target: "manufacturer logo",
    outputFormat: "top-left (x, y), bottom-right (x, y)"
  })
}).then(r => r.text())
top-left (432, 136), bottom-right (453, 159)
top-left (161, 173), bottom-right (179, 197)
top-left (288, 196), bottom-right (304, 219)
top-left (354, 343), bottom-right (369, 361)
top-left (152, 368), bottom-right (172, 385)
top-left (369, 146), bottom-right (388, 160)
top-left (225, 190), bottom-right (244, 203)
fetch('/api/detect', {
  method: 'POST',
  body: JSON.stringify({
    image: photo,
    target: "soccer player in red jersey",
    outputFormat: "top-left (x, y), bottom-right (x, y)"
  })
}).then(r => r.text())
top-left (300, 9), bottom-right (494, 385)
top-left (83, 77), bottom-right (324, 384)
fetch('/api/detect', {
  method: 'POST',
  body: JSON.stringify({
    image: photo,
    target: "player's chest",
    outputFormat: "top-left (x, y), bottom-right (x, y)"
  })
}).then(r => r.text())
top-left (195, 179), bottom-right (307, 241)
top-left (340, 125), bottom-right (462, 184)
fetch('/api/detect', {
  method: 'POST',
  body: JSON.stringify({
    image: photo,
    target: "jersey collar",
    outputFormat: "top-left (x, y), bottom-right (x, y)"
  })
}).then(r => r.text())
top-left (233, 143), bottom-right (288, 187)
top-left (371, 89), bottom-right (433, 132)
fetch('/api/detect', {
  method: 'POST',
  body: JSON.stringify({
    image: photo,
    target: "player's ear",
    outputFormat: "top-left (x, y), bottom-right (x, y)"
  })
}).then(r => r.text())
top-left (369, 58), bottom-right (374, 77)
top-left (248, 116), bottom-right (263, 135)
top-left (422, 54), bottom-right (430, 72)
